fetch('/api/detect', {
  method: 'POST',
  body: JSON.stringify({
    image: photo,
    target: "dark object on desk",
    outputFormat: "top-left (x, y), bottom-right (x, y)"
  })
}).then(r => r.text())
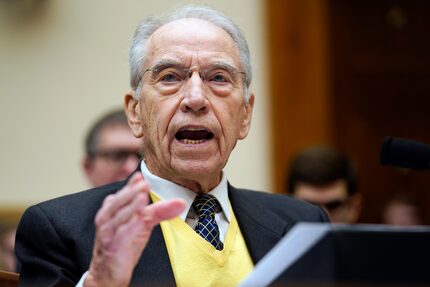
top-left (380, 137), bottom-right (430, 170)
top-left (275, 225), bottom-right (430, 286)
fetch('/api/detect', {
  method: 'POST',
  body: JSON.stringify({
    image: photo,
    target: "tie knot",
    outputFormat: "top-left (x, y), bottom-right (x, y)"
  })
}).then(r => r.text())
top-left (192, 194), bottom-right (220, 217)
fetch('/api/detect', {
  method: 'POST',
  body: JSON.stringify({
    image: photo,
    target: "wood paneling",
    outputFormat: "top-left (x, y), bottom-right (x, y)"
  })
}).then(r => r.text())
top-left (268, 0), bottom-right (430, 223)
top-left (0, 209), bottom-right (24, 226)
top-left (0, 270), bottom-right (19, 287)
top-left (329, 0), bottom-right (430, 223)
top-left (267, 0), bottom-right (333, 194)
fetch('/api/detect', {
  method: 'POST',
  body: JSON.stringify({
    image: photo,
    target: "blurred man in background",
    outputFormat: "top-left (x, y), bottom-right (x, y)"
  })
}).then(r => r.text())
top-left (287, 145), bottom-right (362, 223)
top-left (82, 109), bottom-right (141, 187)
top-left (0, 224), bottom-right (18, 272)
top-left (382, 193), bottom-right (423, 226)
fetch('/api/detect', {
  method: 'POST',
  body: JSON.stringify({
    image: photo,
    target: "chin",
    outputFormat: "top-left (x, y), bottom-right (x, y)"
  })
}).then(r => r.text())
top-left (173, 159), bottom-right (223, 179)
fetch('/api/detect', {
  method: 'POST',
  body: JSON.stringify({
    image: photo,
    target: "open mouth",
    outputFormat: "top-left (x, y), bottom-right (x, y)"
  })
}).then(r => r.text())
top-left (175, 127), bottom-right (214, 144)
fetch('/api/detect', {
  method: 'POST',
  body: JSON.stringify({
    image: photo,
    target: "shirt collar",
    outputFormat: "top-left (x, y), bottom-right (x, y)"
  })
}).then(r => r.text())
top-left (139, 160), bottom-right (232, 222)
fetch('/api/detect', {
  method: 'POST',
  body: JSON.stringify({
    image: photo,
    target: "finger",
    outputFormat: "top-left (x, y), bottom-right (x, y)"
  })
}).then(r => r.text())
top-left (104, 191), bottom-right (148, 231)
top-left (140, 199), bottom-right (187, 227)
top-left (127, 171), bottom-right (145, 186)
top-left (95, 173), bottom-right (148, 225)
top-left (115, 203), bottom-right (172, 249)
top-left (117, 211), bottom-right (153, 247)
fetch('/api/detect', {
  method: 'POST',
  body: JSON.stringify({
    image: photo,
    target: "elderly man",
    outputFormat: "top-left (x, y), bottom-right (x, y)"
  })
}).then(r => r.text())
top-left (16, 6), bottom-right (329, 287)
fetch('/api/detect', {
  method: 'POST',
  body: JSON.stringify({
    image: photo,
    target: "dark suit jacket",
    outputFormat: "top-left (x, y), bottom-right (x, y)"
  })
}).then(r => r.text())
top-left (16, 180), bottom-right (329, 286)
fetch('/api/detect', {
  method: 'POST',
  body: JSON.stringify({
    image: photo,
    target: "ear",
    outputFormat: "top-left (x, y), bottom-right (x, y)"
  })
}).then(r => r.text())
top-left (238, 93), bottom-right (255, 139)
top-left (124, 91), bottom-right (143, 138)
top-left (347, 193), bottom-right (363, 223)
top-left (82, 156), bottom-right (94, 180)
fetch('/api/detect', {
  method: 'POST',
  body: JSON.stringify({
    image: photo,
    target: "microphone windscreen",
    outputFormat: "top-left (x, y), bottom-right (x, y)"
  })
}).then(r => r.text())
top-left (380, 137), bottom-right (430, 170)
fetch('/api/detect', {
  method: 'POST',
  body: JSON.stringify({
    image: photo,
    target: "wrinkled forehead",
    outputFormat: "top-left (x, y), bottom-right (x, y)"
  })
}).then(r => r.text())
top-left (144, 18), bottom-right (240, 69)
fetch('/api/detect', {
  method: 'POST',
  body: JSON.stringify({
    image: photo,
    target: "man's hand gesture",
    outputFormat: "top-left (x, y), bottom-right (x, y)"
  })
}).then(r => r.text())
top-left (84, 172), bottom-right (186, 287)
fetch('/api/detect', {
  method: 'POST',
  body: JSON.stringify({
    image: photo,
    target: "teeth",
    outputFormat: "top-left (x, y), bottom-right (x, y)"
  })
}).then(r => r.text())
top-left (184, 127), bottom-right (205, 131)
top-left (182, 139), bottom-right (205, 144)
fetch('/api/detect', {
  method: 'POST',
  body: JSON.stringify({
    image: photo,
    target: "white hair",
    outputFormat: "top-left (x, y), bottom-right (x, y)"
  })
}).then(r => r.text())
top-left (129, 5), bottom-right (252, 101)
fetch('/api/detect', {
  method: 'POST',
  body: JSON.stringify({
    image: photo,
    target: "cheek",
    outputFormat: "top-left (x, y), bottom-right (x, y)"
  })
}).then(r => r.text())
top-left (141, 97), bottom-right (180, 143)
top-left (91, 163), bottom-right (116, 181)
top-left (215, 99), bottom-right (245, 142)
top-left (226, 98), bottom-right (246, 125)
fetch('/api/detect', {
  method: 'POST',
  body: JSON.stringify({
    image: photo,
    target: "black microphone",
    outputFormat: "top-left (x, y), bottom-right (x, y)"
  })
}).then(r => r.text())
top-left (380, 137), bottom-right (430, 170)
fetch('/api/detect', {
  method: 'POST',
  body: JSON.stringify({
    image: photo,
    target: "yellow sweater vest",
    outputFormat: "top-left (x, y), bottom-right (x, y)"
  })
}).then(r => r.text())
top-left (150, 193), bottom-right (254, 287)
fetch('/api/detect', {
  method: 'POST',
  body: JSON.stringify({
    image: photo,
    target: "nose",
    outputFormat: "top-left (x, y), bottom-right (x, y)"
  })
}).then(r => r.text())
top-left (180, 70), bottom-right (209, 113)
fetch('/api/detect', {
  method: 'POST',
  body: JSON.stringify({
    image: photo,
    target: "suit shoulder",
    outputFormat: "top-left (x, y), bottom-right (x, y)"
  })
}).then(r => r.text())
top-left (38, 180), bottom-right (125, 210)
top-left (230, 187), bottom-right (329, 222)
top-left (20, 181), bottom-right (126, 232)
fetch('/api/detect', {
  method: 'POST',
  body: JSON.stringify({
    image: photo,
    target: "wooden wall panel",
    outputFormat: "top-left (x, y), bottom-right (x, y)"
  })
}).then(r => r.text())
top-left (267, 0), bottom-right (333, 194)
top-left (268, 0), bottom-right (430, 223)
top-left (329, 0), bottom-right (430, 223)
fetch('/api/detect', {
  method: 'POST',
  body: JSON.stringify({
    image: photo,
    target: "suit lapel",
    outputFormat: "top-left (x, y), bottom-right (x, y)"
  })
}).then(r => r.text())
top-left (132, 225), bottom-right (175, 286)
top-left (130, 182), bottom-right (174, 285)
top-left (229, 185), bottom-right (291, 264)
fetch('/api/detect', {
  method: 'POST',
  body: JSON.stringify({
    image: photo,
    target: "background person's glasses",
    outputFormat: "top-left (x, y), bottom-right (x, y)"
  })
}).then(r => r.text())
top-left (308, 199), bottom-right (348, 211)
top-left (91, 149), bottom-right (141, 164)
top-left (322, 199), bottom-right (348, 211)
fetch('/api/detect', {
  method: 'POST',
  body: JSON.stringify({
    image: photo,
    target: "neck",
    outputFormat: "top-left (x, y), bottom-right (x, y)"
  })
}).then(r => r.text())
top-left (144, 159), bottom-right (222, 194)
top-left (172, 175), bottom-right (222, 194)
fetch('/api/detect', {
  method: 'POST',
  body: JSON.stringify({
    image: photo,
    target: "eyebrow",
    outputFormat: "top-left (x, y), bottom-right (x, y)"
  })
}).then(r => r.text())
top-left (150, 59), bottom-right (185, 76)
top-left (206, 61), bottom-right (240, 75)
top-left (148, 59), bottom-right (241, 76)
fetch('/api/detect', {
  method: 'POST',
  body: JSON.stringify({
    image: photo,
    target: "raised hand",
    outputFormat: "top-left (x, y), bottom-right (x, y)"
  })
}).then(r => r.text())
top-left (84, 172), bottom-right (186, 287)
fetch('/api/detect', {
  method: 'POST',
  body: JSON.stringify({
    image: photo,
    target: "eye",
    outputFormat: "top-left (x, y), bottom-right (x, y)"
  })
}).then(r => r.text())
top-left (160, 73), bottom-right (180, 83)
top-left (210, 73), bottom-right (228, 82)
top-left (108, 151), bottom-right (127, 162)
top-left (207, 70), bottom-right (234, 84)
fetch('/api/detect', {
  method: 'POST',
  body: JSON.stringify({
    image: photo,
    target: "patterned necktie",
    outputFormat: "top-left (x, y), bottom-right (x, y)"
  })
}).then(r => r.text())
top-left (192, 194), bottom-right (224, 250)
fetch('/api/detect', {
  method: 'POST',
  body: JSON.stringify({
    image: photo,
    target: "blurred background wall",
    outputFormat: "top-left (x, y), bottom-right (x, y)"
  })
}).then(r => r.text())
top-left (0, 0), bottom-right (270, 217)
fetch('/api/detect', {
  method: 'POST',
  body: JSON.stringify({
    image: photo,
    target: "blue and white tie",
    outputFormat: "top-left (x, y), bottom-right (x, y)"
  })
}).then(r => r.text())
top-left (192, 194), bottom-right (224, 250)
